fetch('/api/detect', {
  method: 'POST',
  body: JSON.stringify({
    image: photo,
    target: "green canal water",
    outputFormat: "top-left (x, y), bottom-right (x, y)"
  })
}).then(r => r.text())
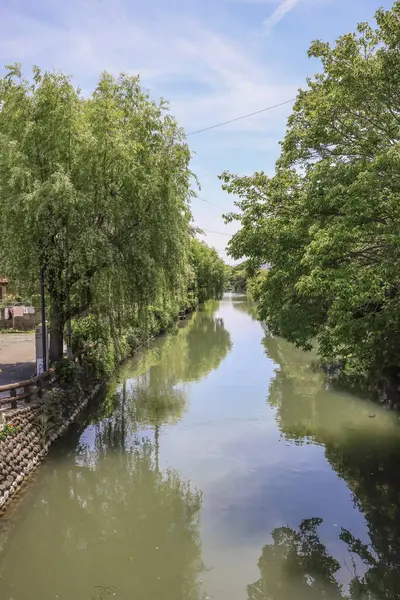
top-left (1, 294), bottom-right (400, 600)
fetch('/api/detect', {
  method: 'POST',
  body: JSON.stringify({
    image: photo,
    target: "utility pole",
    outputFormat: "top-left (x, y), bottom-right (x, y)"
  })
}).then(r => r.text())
top-left (65, 222), bottom-right (73, 360)
top-left (40, 266), bottom-right (47, 372)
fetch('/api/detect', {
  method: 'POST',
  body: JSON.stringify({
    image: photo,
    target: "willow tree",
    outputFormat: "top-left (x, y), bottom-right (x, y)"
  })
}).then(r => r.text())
top-left (190, 239), bottom-right (226, 303)
top-left (222, 3), bottom-right (400, 391)
top-left (0, 65), bottom-right (192, 361)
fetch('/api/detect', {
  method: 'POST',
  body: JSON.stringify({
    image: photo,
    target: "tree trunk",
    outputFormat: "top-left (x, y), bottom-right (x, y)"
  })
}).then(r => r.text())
top-left (49, 297), bottom-right (65, 363)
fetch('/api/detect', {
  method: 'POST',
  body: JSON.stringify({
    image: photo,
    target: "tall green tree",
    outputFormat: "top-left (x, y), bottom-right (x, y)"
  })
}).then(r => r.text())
top-left (222, 2), bottom-right (400, 393)
top-left (226, 261), bottom-right (250, 292)
top-left (189, 239), bottom-right (226, 303)
top-left (0, 65), bottom-right (193, 361)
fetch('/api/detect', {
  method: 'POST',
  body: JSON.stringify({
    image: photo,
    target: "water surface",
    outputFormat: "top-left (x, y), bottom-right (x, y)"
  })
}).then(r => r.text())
top-left (1, 294), bottom-right (400, 600)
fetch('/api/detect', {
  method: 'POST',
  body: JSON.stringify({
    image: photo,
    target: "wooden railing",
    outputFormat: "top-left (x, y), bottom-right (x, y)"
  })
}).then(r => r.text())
top-left (0, 369), bottom-right (59, 410)
top-left (0, 340), bottom-right (99, 412)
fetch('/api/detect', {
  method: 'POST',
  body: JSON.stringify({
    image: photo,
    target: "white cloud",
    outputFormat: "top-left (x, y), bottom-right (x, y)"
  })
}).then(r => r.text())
top-left (262, 0), bottom-right (302, 34)
top-left (0, 0), bottom-right (298, 137)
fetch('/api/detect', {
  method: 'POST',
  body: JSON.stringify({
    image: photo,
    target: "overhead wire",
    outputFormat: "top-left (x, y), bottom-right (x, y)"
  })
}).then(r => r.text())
top-left (189, 95), bottom-right (295, 248)
top-left (194, 196), bottom-right (224, 209)
top-left (200, 228), bottom-right (231, 236)
top-left (186, 98), bottom-right (296, 136)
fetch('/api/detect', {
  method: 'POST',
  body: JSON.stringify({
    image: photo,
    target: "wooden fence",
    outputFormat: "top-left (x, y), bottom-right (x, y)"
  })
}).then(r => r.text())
top-left (0, 369), bottom-right (59, 410)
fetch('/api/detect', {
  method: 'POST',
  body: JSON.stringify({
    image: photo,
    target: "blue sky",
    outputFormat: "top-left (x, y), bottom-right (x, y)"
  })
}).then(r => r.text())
top-left (0, 0), bottom-right (394, 261)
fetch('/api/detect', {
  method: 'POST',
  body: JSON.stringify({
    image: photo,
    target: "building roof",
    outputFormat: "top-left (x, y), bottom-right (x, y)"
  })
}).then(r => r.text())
top-left (0, 277), bottom-right (9, 284)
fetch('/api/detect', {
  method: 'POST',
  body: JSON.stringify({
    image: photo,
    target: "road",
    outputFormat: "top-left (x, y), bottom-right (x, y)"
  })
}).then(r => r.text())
top-left (0, 333), bottom-right (35, 387)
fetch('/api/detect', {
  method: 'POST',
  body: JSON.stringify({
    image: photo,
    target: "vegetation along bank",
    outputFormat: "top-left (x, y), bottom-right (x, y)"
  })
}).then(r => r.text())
top-left (222, 2), bottom-right (400, 405)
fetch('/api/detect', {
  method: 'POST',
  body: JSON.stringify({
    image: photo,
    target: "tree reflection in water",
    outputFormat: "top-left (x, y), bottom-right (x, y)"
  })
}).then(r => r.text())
top-left (247, 518), bottom-right (343, 600)
top-left (71, 303), bottom-right (231, 597)
top-left (248, 516), bottom-right (399, 600)
top-left (62, 305), bottom-right (232, 598)
top-left (253, 334), bottom-right (400, 600)
top-left (0, 304), bottom-right (233, 600)
top-left (0, 418), bottom-right (206, 600)
top-left (93, 304), bottom-right (232, 468)
top-left (71, 431), bottom-right (206, 600)
top-left (230, 295), bottom-right (259, 321)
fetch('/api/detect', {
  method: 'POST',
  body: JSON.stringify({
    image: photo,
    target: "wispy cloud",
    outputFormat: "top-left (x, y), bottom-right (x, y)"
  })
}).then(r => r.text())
top-left (262, 0), bottom-right (302, 34)
top-left (0, 1), bottom-right (297, 136)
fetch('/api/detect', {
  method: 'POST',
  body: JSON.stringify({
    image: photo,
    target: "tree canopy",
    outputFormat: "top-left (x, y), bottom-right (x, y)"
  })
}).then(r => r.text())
top-left (222, 2), bottom-right (400, 394)
top-left (189, 239), bottom-right (226, 303)
top-left (0, 64), bottom-right (226, 362)
top-left (226, 261), bottom-right (249, 292)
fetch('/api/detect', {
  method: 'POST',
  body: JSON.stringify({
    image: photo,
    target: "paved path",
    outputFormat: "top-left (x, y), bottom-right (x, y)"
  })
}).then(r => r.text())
top-left (0, 334), bottom-right (35, 387)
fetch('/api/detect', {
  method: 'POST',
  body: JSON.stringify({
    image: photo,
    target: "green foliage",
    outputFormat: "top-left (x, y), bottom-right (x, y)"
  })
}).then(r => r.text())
top-left (226, 261), bottom-right (249, 292)
top-left (0, 65), bottom-right (194, 361)
top-left (0, 423), bottom-right (20, 442)
top-left (247, 268), bottom-right (268, 300)
top-left (221, 2), bottom-right (400, 394)
top-left (37, 413), bottom-right (51, 449)
top-left (189, 239), bottom-right (226, 303)
top-left (69, 273), bottom-right (227, 383)
top-left (54, 357), bottom-right (84, 387)
top-left (72, 314), bottom-right (130, 381)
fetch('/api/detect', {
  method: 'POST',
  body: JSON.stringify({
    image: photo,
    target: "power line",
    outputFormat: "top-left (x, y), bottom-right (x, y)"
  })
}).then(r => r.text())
top-left (187, 98), bottom-right (296, 136)
top-left (195, 196), bottom-right (224, 209)
top-left (200, 228), bottom-right (231, 236)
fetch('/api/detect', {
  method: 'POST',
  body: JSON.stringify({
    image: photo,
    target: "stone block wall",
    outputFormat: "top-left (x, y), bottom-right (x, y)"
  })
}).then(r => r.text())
top-left (0, 405), bottom-right (43, 509)
top-left (0, 384), bottom-right (101, 512)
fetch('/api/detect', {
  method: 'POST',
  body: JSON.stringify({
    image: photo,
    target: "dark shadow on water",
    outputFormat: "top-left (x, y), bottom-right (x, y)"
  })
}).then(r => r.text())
top-left (248, 516), bottom-right (398, 600)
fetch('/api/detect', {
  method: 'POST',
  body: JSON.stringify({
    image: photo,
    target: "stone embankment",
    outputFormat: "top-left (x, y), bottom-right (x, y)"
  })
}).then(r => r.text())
top-left (0, 384), bottom-right (100, 512)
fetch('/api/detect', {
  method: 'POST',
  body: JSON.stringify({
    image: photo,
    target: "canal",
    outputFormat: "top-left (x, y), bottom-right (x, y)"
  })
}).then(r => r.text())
top-left (1, 294), bottom-right (400, 600)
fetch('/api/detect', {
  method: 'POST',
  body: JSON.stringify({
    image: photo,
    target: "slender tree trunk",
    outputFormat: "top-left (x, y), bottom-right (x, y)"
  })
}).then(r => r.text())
top-left (49, 296), bottom-right (65, 363)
